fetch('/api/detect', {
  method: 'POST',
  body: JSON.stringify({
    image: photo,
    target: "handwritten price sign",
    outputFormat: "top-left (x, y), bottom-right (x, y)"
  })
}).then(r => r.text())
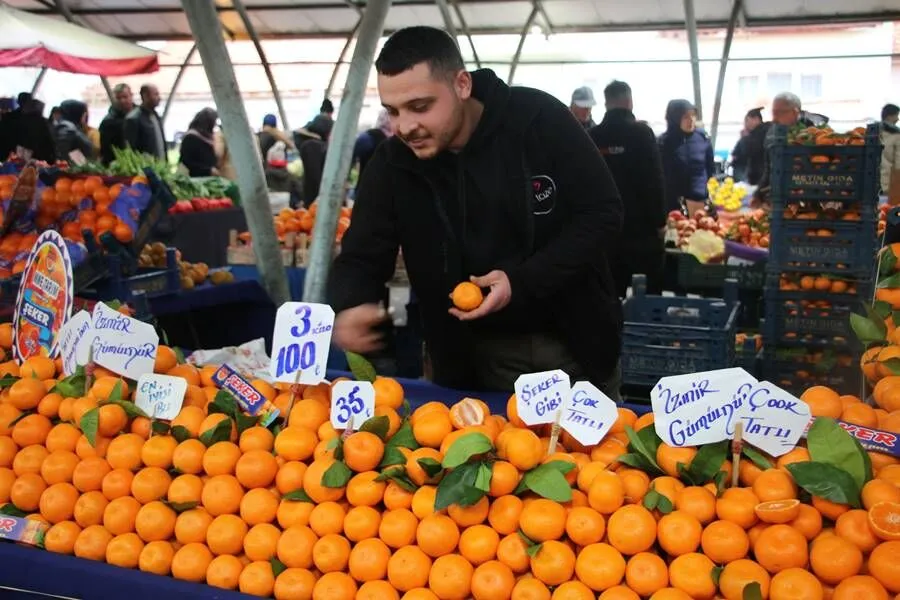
top-left (730, 381), bottom-right (809, 457)
top-left (514, 370), bottom-right (571, 427)
top-left (330, 381), bottom-right (374, 431)
top-left (562, 382), bottom-right (618, 446)
top-left (651, 368), bottom-right (757, 448)
top-left (135, 374), bottom-right (187, 421)
top-left (58, 310), bottom-right (92, 376)
top-left (90, 303), bottom-right (158, 380)
top-left (269, 303), bottom-right (334, 385)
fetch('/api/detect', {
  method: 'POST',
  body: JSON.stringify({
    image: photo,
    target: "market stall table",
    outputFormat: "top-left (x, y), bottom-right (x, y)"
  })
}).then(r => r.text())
top-left (151, 207), bottom-right (248, 268)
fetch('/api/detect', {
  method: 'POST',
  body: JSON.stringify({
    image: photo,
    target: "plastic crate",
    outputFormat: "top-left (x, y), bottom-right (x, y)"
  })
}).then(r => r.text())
top-left (622, 275), bottom-right (740, 387)
top-left (762, 345), bottom-right (861, 396)
top-left (769, 124), bottom-right (882, 204)
top-left (766, 216), bottom-right (878, 273)
top-left (762, 292), bottom-right (866, 342)
top-left (766, 272), bottom-right (873, 301)
top-left (676, 252), bottom-right (766, 291)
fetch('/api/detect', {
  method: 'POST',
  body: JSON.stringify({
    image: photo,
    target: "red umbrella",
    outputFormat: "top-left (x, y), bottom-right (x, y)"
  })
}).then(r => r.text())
top-left (0, 3), bottom-right (158, 76)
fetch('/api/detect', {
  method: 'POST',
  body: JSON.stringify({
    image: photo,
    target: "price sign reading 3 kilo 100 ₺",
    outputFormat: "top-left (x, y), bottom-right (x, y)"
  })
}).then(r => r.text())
top-left (330, 381), bottom-right (375, 431)
top-left (270, 302), bottom-right (334, 385)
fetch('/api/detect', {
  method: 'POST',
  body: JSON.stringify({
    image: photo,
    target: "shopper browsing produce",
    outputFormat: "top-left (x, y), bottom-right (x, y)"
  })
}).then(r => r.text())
top-left (329, 26), bottom-right (623, 395)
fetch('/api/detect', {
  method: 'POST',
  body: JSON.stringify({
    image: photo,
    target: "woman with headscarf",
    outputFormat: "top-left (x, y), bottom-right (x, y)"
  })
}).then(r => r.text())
top-left (658, 99), bottom-right (715, 215)
top-left (352, 109), bottom-right (392, 186)
top-left (54, 100), bottom-right (96, 161)
top-left (178, 108), bottom-right (218, 177)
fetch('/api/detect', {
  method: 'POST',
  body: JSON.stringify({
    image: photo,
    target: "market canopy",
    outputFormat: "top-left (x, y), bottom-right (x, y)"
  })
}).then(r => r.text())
top-left (0, 2), bottom-right (158, 76)
top-left (6, 0), bottom-right (900, 40)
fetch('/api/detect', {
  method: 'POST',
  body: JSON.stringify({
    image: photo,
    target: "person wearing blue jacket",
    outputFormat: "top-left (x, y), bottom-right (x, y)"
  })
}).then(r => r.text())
top-left (659, 99), bottom-right (715, 215)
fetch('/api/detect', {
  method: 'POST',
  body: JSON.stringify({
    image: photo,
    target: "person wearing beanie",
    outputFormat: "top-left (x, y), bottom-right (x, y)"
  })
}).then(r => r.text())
top-left (258, 113), bottom-right (295, 162)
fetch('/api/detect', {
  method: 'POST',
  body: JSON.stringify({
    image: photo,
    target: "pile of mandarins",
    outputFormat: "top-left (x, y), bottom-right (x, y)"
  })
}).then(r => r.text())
top-left (0, 323), bottom-right (898, 599)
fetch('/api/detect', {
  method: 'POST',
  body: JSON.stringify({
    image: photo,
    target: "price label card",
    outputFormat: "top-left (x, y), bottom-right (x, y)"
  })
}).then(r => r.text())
top-left (135, 374), bottom-right (187, 421)
top-left (514, 370), bottom-right (571, 426)
top-left (270, 302), bottom-right (335, 385)
top-left (732, 381), bottom-right (810, 457)
top-left (90, 302), bottom-right (159, 380)
top-left (652, 368), bottom-right (758, 448)
top-left (330, 381), bottom-right (374, 431)
top-left (58, 310), bottom-right (92, 376)
top-left (562, 382), bottom-right (619, 446)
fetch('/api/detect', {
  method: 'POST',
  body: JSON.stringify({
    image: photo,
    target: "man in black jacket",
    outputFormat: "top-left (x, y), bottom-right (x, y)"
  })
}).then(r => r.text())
top-left (99, 84), bottom-right (134, 164)
top-left (588, 81), bottom-right (666, 297)
top-left (328, 26), bottom-right (624, 394)
top-left (124, 84), bottom-right (166, 159)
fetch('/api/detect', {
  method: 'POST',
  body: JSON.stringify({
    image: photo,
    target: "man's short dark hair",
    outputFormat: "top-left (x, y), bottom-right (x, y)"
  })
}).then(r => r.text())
top-left (321, 99), bottom-right (334, 114)
top-left (746, 107), bottom-right (763, 121)
top-left (603, 81), bottom-right (631, 104)
top-left (113, 83), bottom-right (131, 95)
top-left (16, 92), bottom-right (31, 107)
top-left (139, 84), bottom-right (155, 99)
top-left (883, 103), bottom-right (900, 120)
top-left (375, 26), bottom-right (465, 79)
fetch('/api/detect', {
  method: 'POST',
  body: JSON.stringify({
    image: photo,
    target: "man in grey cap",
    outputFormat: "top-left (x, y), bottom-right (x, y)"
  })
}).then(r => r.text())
top-left (570, 86), bottom-right (597, 129)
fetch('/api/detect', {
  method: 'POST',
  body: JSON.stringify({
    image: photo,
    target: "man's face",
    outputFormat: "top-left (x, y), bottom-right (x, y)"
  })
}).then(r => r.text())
top-left (744, 115), bottom-right (761, 131)
top-left (680, 110), bottom-right (697, 133)
top-left (887, 113), bottom-right (899, 126)
top-left (378, 62), bottom-right (469, 160)
top-left (115, 87), bottom-right (133, 113)
top-left (772, 99), bottom-right (799, 126)
top-left (143, 86), bottom-right (161, 109)
top-left (571, 105), bottom-right (592, 124)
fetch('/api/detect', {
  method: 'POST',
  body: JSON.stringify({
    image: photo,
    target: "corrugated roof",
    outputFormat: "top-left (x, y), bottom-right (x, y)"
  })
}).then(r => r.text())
top-left (5, 0), bottom-right (899, 41)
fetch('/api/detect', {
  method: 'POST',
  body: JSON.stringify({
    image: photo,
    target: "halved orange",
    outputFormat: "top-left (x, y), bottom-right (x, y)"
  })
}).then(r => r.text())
top-left (755, 499), bottom-right (801, 524)
top-left (449, 398), bottom-right (487, 429)
top-left (868, 501), bottom-right (900, 541)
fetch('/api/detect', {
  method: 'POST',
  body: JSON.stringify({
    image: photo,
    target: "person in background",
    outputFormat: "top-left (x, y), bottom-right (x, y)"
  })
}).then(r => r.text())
top-left (0, 95), bottom-right (55, 162)
top-left (352, 109), bottom-right (392, 186)
top-left (881, 103), bottom-right (899, 194)
top-left (85, 114), bottom-right (100, 156)
top-left (659, 99), bottom-right (714, 215)
top-left (0, 92), bottom-right (31, 158)
top-left (214, 130), bottom-right (236, 180)
top-left (569, 86), bottom-right (597, 129)
top-left (125, 84), bottom-right (166, 159)
top-left (257, 113), bottom-right (295, 162)
top-left (329, 26), bottom-right (623, 395)
top-left (49, 106), bottom-right (61, 126)
top-left (730, 107), bottom-right (763, 182)
top-left (295, 99), bottom-right (335, 147)
top-left (589, 81), bottom-right (666, 297)
top-left (178, 108), bottom-right (219, 177)
top-left (54, 100), bottom-right (95, 161)
top-left (99, 83), bottom-right (134, 165)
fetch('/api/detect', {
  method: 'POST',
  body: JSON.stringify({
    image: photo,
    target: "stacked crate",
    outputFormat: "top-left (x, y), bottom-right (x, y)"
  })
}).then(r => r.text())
top-left (762, 124), bottom-right (882, 395)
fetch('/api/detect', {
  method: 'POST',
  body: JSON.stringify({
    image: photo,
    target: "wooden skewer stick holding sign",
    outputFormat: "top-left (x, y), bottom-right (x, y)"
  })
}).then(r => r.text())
top-left (84, 345), bottom-right (95, 397)
top-left (547, 409), bottom-right (564, 456)
top-left (283, 369), bottom-right (303, 426)
top-left (731, 421), bottom-right (744, 489)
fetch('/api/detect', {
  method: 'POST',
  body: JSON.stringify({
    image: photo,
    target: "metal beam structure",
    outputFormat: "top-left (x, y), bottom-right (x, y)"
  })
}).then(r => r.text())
top-left (161, 44), bottom-right (198, 125)
top-left (303, 0), bottom-right (393, 303)
top-left (232, 0), bottom-right (291, 130)
top-left (531, 0), bottom-right (554, 35)
top-left (450, 0), bottom-right (481, 67)
top-left (507, 6), bottom-right (538, 84)
top-left (434, 0), bottom-right (459, 41)
top-left (682, 0), bottom-right (703, 120)
top-left (709, 0), bottom-right (744, 148)
top-left (325, 18), bottom-right (362, 99)
top-left (30, 68), bottom-right (48, 96)
top-left (53, 0), bottom-right (113, 103)
top-left (181, 0), bottom-right (290, 306)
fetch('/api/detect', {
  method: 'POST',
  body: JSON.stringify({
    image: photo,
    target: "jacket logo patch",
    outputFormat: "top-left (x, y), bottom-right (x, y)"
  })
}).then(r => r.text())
top-left (531, 175), bottom-right (556, 215)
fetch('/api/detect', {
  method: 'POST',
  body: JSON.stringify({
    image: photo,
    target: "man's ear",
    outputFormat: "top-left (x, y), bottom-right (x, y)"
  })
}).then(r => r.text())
top-left (454, 70), bottom-right (473, 100)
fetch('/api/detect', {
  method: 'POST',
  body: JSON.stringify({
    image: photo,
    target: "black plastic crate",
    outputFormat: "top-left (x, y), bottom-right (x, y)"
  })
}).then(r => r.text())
top-left (676, 252), bottom-right (766, 291)
top-left (762, 345), bottom-right (861, 396)
top-left (769, 124), bottom-right (882, 204)
top-left (763, 292), bottom-right (866, 342)
top-left (766, 216), bottom-right (877, 273)
top-left (767, 272), bottom-right (873, 301)
top-left (622, 275), bottom-right (740, 387)
top-left (79, 248), bottom-right (180, 302)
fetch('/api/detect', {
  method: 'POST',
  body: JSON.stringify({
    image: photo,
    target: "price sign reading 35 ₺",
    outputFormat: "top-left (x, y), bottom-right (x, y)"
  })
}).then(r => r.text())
top-left (270, 302), bottom-right (334, 385)
top-left (330, 381), bottom-right (374, 431)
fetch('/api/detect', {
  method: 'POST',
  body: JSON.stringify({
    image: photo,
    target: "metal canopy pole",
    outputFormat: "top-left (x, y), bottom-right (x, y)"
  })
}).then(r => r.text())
top-left (161, 43), bottom-right (197, 125)
top-left (709, 0), bottom-right (743, 148)
top-left (683, 0), bottom-right (703, 120)
top-left (31, 68), bottom-right (48, 95)
top-left (303, 0), bottom-right (392, 303)
top-left (450, 0), bottom-right (481, 67)
top-left (181, 0), bottom-right (290, 306)
top-left (326, 19), bottom-right (362, 99)
top-left (232, 0), bottom-right (290, 130)
top-left (434, 0), bottom-right (458, 40)
top-left (508, 7), bottom-right (538, 85)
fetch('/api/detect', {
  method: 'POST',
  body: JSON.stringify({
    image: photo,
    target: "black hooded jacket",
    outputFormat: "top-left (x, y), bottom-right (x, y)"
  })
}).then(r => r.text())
top-left (329, 69), bottom-right (624, 390)
top-left (54, 100), bottom-right (94, 161)
top-left (99, 106), bottom-right (130, 165)
top-left (658, 100), bottom-right (714, 211)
